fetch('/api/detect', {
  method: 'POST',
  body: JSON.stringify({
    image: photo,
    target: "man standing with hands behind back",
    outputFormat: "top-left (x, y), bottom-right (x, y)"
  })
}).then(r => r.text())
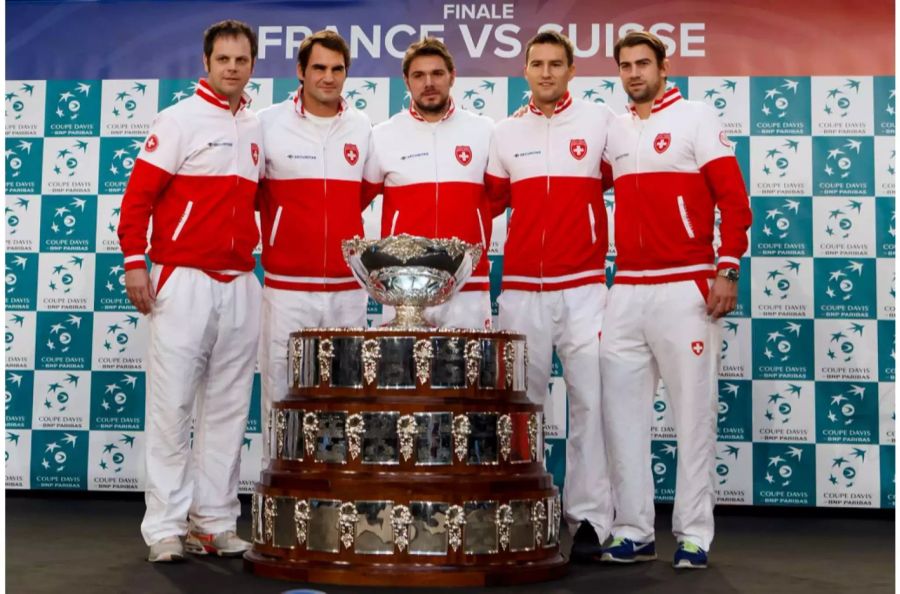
top-left (599, 31), bottom-right (751, 569)
top-left (119, 20), bottom-right (263, 563)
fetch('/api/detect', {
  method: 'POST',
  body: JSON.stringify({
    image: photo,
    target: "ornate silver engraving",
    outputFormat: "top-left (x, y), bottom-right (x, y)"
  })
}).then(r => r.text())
top-left (497, 504), bottom-right (514, 551)
top-left (264, 495), bottom-right (275, 544)
top-left (412, 339), bottom-right (433, 385)
top-left (464, 339), bottom-right (482, 386)
top-left (346, 413), bottom-right (365, 460)
top-left (275, 409), bottom-right (286, 459)
top-left (532, 500), bottom-right (546, 548)
top-left (528, 413), bottom-right (539, 462)
top-left (391, 505), bottom-right (413, 552)
top-left (498, 414), bottom-right (512, 461)
top-left (452, 414), bottom-right (471, 462)
top-left (446, 504), bottom-right (466, 552)
top-left (289, 335), bottom-right (302, 387)
top-left (503, 342), bottom-right (515, 389)
top-left (361, 338), bottom-right (381, 385)
top-left (317, 338), bottom-right (334, 383)
top-left (338, 502), bottom-right (358, 550)
top-left (251, 493), bottom-right (261, 543)
top-left (303, 412), bottom-right (318, 458)
top-left (397, 414), bottom-right (417, 462)
top-left (294, 499), bottom-right (310, 546)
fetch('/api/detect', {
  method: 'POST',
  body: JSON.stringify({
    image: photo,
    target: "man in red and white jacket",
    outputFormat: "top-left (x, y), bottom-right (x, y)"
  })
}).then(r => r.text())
top-left (118, 21), bottom-right (263, 562)
top-left (598, 31), bottom-right (752, 569)
top-left (485, 31), bottom-right (615, 562)
top-left (363, 38), bottom-right (493, 329)
top-left (256, 31), bottom-right (373, 457)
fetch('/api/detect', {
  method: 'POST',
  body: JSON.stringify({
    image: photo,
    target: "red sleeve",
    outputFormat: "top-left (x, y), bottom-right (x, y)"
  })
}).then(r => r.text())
top-left (600, 160), bottom-right (614, 193)
top-left (118, 159), bottom-right (173, 271)
top-left (484, 173), bottom-right (511, 219)
top-left (360, 180), bottom-right (384, 211)
top-left (701, 156), bottom-right (752, 270)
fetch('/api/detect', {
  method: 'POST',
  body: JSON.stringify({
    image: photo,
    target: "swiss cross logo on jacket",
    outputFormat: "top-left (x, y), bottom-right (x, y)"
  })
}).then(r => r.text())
top-left (653, 133), bottom-right (671, 154)
top-left (455, 145), bottom-right (472, 166)
top-left (691, 340), bottom-right (704, 356)
top-left (144, 134), bottom-right (158, 153)
top-left (250, 143), bottom-right (260, 166)
top-left (344, 143), bottom-right (359, 166)
top-left (570, 139), bottom-right (587, 160)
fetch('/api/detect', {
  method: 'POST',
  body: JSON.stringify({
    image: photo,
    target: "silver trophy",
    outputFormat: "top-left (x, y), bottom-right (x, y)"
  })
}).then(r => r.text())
top-left (342, 234), bottom-right (483, 329)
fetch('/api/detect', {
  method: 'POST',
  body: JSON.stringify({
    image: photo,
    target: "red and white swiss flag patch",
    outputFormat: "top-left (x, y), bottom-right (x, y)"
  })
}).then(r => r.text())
top-left (145, 134), bottom-right (159, 152)
top-left (344, 143), bottom-right (359, 166)
top-left (653, 133), bottom-right (671, 154)
top-left (691, 340), bottom-right (704, 356)
top-left (250, 143), bottom-right (260, 166)
top-left (455, 145), bottom-right (472, 166)
top-left (570, 138), bottom-right (587, 160)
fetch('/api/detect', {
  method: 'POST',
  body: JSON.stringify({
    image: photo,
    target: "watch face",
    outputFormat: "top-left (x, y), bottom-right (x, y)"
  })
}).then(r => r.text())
top-left (723, 269), bottom-right (740, 281)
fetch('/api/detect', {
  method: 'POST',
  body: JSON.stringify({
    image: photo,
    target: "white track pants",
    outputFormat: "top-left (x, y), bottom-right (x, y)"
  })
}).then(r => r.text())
top-left (141, 267), bottom-right (261, 545)
top-left (599, 281), bottom-right (721, 551)
top-left (383, 290), bottom-right (492, 329)
top-left (497, 284), bottom-right (611, 540)
top-left (258, 287), bottom-right (368, 462)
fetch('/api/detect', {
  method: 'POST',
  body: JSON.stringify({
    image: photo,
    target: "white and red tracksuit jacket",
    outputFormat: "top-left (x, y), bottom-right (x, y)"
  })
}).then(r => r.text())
top-left (118, 79), bottom-right (262, 281)
top-left (363, 100), bottom-right (493, 291)
top-left (485, 93), bottom-right (614, 291)
top-left (256, 93), bottom-right (374, 291)
top-left (604, 88), bottom-right (751, 286)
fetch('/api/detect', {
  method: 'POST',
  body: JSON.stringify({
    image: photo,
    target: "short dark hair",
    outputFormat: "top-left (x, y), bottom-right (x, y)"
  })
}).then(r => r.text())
top-left (297, 30), bottom-right (352, 72)
top-left (402, 38), bottom-right (455, 78)
top-left (203, 20), bottom-right (258, 62)
top-left (525, 30), bottom-right (574, 66)
top-left (614, 31), bottom-right (667, 66)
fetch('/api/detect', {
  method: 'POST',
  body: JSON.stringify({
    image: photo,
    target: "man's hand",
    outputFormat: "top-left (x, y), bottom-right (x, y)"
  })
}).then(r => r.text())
top-left (706, 276), bottom-right (737, 319)
top-left (125, 268), bottom-right (156, 315)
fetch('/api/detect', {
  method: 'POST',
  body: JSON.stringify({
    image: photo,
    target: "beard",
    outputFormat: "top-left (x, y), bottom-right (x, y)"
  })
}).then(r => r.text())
top-left (413, 93), bottom-right (450, 115)
top-left (625, 79), bottom-right (663, 104)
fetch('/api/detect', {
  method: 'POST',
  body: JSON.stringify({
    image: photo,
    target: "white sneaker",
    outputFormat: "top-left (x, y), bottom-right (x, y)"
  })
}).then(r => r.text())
top-left (148, 536), bottom-right (185, 563)
top-left (184, 530), bottom-right (251, 557)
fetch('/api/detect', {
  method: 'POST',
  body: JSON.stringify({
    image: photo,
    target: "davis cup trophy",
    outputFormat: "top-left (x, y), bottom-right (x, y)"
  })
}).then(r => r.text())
top-left (244, 235), bottom-right (567, 587)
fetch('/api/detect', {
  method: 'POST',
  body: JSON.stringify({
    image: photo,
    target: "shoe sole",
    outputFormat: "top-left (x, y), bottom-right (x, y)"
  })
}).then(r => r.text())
top-left (148, 553), bottom-right (185, 563)
top-left (184, 543), bottom-right (248, 557)
top-left (673, 560), bottom-right (707, 569)
top-left (599, 553), bottom-right (658, 563)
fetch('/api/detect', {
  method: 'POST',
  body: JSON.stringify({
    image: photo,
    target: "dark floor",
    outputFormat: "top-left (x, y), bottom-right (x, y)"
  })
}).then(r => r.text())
top-left (5, 494), bottom-right (895, 594)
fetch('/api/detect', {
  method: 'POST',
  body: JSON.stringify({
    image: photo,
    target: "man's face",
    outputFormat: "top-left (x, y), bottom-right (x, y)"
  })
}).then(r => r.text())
top-left (617, 44), bottom-right (668, 104)
top-left (203, 34), bottom-right (254, 99)
top-left (298, 44), bottom-right (347, 107)
top-left (405, 55), bottom-right (455, 115)
top-left (524, 43), bottom-right (574, 106)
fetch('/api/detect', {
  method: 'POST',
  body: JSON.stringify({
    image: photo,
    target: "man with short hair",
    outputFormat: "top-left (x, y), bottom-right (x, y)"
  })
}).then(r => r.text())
top-left (119, 20), bottom-right (264, 562)
top-left (485, 30), bottom-right (615, 562)
top-left (599, 30), bottom-right (751, 569)
top-left (363, 38), bottom-right (493, 329)
top-left (256, 30), bottom-right (373, 458)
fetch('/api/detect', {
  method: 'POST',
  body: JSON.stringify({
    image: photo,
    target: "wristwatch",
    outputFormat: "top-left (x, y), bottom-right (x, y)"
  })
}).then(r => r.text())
top-left (718, 268), bottom-right (740, 282)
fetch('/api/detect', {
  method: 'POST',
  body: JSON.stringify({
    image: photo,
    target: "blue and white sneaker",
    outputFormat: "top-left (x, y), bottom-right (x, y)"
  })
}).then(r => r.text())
top-left (673, 541), bottom-right (708, 569)
top-left (599, 537), bottom-right (657, 563)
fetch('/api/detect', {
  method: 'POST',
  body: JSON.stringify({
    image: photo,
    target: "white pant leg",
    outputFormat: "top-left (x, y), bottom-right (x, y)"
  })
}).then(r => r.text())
top-left (498, 290), bottom-right (553, 408)
top-left (141, 267), bottom-right (218, 545)
top-left (189, 272), bottom-right (262, 535)
top-left (599, 284), bottom-right (659, 544)
top-left (555, 284), bottom-right (612, 540)
top-left (645, 281), bottom-right (721, 551)
top-left (322, 288), bottom-right (368, 328)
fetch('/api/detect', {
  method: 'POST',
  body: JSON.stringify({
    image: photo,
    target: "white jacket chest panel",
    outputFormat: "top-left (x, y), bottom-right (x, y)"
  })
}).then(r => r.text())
top-left (168, 101), bottom-right (261, 181)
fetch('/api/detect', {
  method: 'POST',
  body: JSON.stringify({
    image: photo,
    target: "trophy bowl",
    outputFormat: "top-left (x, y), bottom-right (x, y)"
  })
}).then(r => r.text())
top-left (342, 234), bottom-right (483, 328)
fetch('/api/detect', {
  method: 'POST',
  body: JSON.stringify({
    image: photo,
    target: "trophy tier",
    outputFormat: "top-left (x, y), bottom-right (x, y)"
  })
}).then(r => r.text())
top-left (245, 327), bottom-right (567, 587)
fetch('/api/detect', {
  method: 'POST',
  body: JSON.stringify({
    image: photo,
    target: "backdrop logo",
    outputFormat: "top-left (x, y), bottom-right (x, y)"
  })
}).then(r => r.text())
top-left (42, 138), bottom-right (99, 195)
top-left (6, 196), bottom-right (37, 250)
top-left (5, 370), bottom-right (34, 429)
top-left (6, 430), bottom-right (30, 489)
top-left (752, 197), bottom-right (811, 257)
top-left (94, 253), bottom-right (133, 311)
top-left (342, 78), bottom-right (390, 124)
top-left (5, 138), bottom-right (43, 195)
top-left (6, 312), bottom-right (36, 369)
top-left (693, 77), bottom-right (748, 135)
top-left (651, 441), bottom-right (677, 502)
top-left (717, 380), bottom-right (752, 442)
top-left (5, 252), bottom-right (38, 311)
top-left (97, 433), bottom-right (136, 473)
top-left (715, 444), bottom-right (741, 486)
top-left (880, 445), bottom-right (895, 508)
top-left (814, 259), bottom-right (875, 319)
top-left (246, 374), bottom-right (261, 434)
top-left (40, 196), bottom-right (96, 252)
top-left (873, 76), bottom-right (895, 136)
top-left (30, 430), bottom-right (88, 490)
top-left (569, 77), bottom-right (628, 116)
top-left (875, 198), bottom-right (895, 258)
top-left (651, 383), bottom-right (675, 440)
top-left (752, 319), bottom-right (813, 380)
top-left (90, 371), bottom-right (145, 431)
top-left (877, 261), bottom-right (896, 320)
top-left (819, 446), bottom-right (877, 508)
top-left (101, 80), bottom-right (157, 136)
top-left (242, 79), bottom-right (274, 111)
top-left (93, 312), bottom-right (146, 371)
top-left (37, 372), bottom-right (85, 417)
top-left (814, 198), bottom-right (874, 258)
top-left (753, 443), bottom-right (814, 505)
top-left (875, 136), bottom-right (895, 196)
top-left (714, 442), bottom-right (752, 504)
top-left (750, 137), bottom-right (810, 195)
top-left (812, 77), bottom-right (872, 135)
top-left (453, 78), bottom-right (505, 121)
top-left (45, 80), bottom-right (100, 136)
top-left (878, 320), bottom-right (895, 383)
top-left (99, 138), bottom-right (142, 194)
top-left (39, 254), bottom-right (94, 311)
top-left (813, 136), bottom-right (874, 196)
top-left (5, 81), bottom-right (44, 136)
top-left (750, 77), bottom-right (810, 135)
top-left (753, 258), bottom-right (811, 318)
top-left (36, 312), bottom-right (93, 370)
top-left (157, 79), bottom-right (198, 109)
top-left (544, 438), bottom-right (566, 495)
top-left (506, 77), bottom-right (532, 115)
top-left (102, 315), bottom-right (139, 353)
top-left (388, 78), bottom-right (412, 116)
top-left (817, 320), bottom-right (877, 383)
top-left (817, 383), bottom-right (877, 444)
top-left (719, 319), bottom-right (751, 379)
top-left (764, 383), bottom-right (802, 425)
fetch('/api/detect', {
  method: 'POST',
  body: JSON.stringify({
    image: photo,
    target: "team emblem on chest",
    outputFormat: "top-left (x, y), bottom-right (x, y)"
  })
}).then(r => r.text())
top-left (569, 138), bottom-right (587, 160)
top-left (691, 340), bottom-right (704, 356)
top-left (344, 143), bottom-right (359, 166)
top-left (145, 134), bottom-right (159, 153)
top-left (455, 145), bottom-right (472, 166)
top-left (653, 133), bottom-right (671, 154)
top-left (250, 143), bottom-right (260, 165)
